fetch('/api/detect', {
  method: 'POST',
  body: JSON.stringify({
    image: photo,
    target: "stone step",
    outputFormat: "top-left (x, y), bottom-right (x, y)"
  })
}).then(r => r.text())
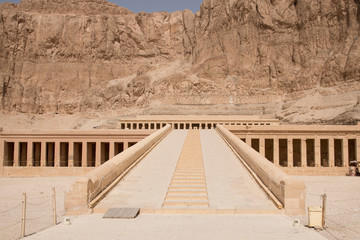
top-left (162, 202), bottom-right (209, 207)
top-left (167, 190), bottom-right (207, 195)
top-left (171, 182), bottom-right (206, 186)
top-left (169, 186), bottom-right (207, 190)
top-left (172, 178), bottom-right (206, 181)
top-left (165, 195), bottom-right (208, 201)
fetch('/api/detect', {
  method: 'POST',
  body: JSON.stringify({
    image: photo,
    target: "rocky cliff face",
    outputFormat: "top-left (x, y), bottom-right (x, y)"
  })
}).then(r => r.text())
top-left (1, 0), bottom-right (360, 124)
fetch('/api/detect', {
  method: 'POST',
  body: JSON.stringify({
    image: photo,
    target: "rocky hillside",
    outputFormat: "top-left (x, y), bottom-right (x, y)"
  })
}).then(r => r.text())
top-left (1, 0), bottom-right (360, 124)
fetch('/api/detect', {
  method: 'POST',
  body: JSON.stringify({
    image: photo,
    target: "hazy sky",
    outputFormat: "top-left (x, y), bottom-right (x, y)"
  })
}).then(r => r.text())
top-left (0, 0), bottom-right (204, 13)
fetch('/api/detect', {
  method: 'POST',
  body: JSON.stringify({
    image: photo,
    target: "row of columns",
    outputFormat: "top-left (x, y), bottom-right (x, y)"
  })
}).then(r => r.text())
top-left (120, 122), bottom-right (273, 130)
top-left (2, 140), bottom-right (135, 168)
top-left (245, 137), bottom-right (360, 167)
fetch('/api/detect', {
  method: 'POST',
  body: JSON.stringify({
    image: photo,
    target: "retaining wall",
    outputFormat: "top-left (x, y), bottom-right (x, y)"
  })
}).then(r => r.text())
top-left (65, 125), bottom-right (172, 214)
top-left (217, 125), bottom-right (306, 215)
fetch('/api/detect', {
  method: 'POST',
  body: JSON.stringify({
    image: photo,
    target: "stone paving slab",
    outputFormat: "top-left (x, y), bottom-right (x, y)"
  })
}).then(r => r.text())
top-left (103, 208), bottom-right (140, 219)
top-left (200, 129), bottom-right (278, 211)
top-left (94, 130), bottom-right (188, 211)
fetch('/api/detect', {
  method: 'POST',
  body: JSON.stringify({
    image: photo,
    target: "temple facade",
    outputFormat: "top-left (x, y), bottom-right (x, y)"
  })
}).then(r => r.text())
top-left (1, 116), bottom-right (359, 176)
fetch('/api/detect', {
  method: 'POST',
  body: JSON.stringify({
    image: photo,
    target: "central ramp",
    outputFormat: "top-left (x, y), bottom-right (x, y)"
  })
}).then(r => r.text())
top-left (95, 129), bottom-right (279, 214)
top-left (162, 130), bottom-right (209, 209)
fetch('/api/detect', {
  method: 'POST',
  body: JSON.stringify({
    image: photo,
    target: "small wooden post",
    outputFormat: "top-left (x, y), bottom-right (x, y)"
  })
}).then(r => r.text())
top-left (52, 188), bottom-right (57, 225)
top-left (321, 193), bottom-right (327, 228)
top-left (21, 192), bottom-right (26, 238)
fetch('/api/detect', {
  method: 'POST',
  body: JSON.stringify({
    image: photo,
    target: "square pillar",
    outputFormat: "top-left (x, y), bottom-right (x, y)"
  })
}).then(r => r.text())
top-left (27, 141), bottom-right (33, 167)
top-left (259, 138), bottom-right (265, 157)
top-left (0, 140), bottom-right (4, 175)
top-left (315, 138), bottom-right (321, 167)
top-left (357, 137), bottom-right (360, 162)
top-left (109, 141), bottom-right (115, 159)
top-left (68, 141), bottom-right (74, 167)
top-left (274, 137), bottom-right (279, 166)
top-left (301, 138), bottom-right (306, 167)
top-left (329, 138), bottom-right (335, 167)
top-left (13, 141), bottom-right (19, 167)
top-left (54, 141), bottom-right (60, 167)
top-left (288, 138), bottom-right (293, 167)
top-left (343, 138), bottom-right (349, 167)
top-left (82, 141), bottom-right (87, 167)
top-left (41, 141), bottom-right (46, 167)
top-left (96, 141), bottom-right (101, 167)
top-left (124, 141), bottom-right (129, 150)
top-left (245, 137), bottom-right (251, 146)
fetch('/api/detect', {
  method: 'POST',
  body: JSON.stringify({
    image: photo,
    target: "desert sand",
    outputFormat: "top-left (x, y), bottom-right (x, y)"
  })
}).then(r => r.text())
top-left (0, 175), bottom-right (359, 240)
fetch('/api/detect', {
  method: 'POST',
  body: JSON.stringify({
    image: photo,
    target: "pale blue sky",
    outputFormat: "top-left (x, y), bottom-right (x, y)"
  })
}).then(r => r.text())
top-left (0, 0), bottom-right (204, 13)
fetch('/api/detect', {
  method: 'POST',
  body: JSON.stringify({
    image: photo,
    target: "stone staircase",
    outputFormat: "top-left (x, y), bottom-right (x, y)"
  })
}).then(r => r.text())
top-left (162, 130), bottom-right (209, 209)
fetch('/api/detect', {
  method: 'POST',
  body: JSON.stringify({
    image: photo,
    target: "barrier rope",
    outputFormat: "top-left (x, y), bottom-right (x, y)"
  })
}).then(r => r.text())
top-left (0, 220), bottom-right (21, 231)
top-left (325, 217), bottom-right (360, 234)
top-left (0, 188), bottom-right (60, 238)
top-left (27, 199), bottom-right (51, 206)
top-left (0, 203), bottom-right (22, 215)
top-left (27, 214), bottom-right (52, 221)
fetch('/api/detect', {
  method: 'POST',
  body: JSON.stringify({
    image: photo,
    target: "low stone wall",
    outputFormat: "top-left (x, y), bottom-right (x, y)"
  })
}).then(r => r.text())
top-left (282, 167), bottom-right (348, 176)
top-left (65, 125), bottom-right (172, 214)
top-left (216, 125), bottom-right (305, 215)
top-left (2, 167), bottom-right (93, 177)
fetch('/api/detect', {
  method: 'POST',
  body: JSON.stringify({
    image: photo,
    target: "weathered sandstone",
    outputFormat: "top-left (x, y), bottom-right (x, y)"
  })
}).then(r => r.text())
top-left (0, 0), bottom-right (360, 126)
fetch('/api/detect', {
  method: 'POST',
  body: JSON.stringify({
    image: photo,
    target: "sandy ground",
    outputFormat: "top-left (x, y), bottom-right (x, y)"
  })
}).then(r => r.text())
top-left (0, 175), bottom-right (359, 240)
top-left (0, 177), bottom-right (77, 240)
top-left (25, 213), bottom-right (327, 240)
top-left (292, 176), bottom-right (360, 240)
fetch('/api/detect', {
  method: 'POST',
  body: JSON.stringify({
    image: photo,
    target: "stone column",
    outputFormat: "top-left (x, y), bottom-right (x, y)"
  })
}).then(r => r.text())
top-left (314, 138), bottom-right (321, 167)
top-left (124, 141), bottom-right (129, 150)
top-left (13, 141), bottom-right (19, 166)
top-left (20, 143), bottom-right (27, 167)
top-left (96, 142), bottom-right (101, 167)
top-left (41, 141), bottom-right (46, 167)
top-left (109, 141), bottom-right (115, 159)
top-left (259, 138), bottom-right (265, 157)
top-left (329, 138), bottom-right (335, 167)
top-left (301, 138), bottom-right (306, 167)
top-left (0, 140), bottom-right (4, 175)
top-left (274, 137), bottom-right (279, 166)
top-left (82, 141), bottom-right (87, 167)
top-left (245, 137), bottom-right (251, 146)
top-left (343, 138), bottom-right (349, 167)
top-left (288, 138), bottom-right (293, 167)
top-left (357, 137), bottom-right (360, 162)
top-left (27, 141), bottom-right (33, 167)
top-left (68, 141), bottom-right (74, 167)
top-left (55, 141), bottom-right (60, 167)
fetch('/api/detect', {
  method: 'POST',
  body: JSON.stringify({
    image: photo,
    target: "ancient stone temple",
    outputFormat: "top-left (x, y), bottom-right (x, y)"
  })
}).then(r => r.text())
top-left (1, 115), bottom-right (359, 177)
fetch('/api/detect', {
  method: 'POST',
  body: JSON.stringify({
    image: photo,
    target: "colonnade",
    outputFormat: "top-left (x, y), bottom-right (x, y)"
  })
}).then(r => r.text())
top-left (2, 140), bottom-right (138, 168)
top-left (241, 136), bottom-right (360, 168)
top-left (118, 122), bottom-right (273, 130)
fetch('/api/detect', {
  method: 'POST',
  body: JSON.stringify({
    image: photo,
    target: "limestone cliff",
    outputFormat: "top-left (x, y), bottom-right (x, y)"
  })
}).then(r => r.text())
top-left (1, 0), bottom-right (360, 124)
